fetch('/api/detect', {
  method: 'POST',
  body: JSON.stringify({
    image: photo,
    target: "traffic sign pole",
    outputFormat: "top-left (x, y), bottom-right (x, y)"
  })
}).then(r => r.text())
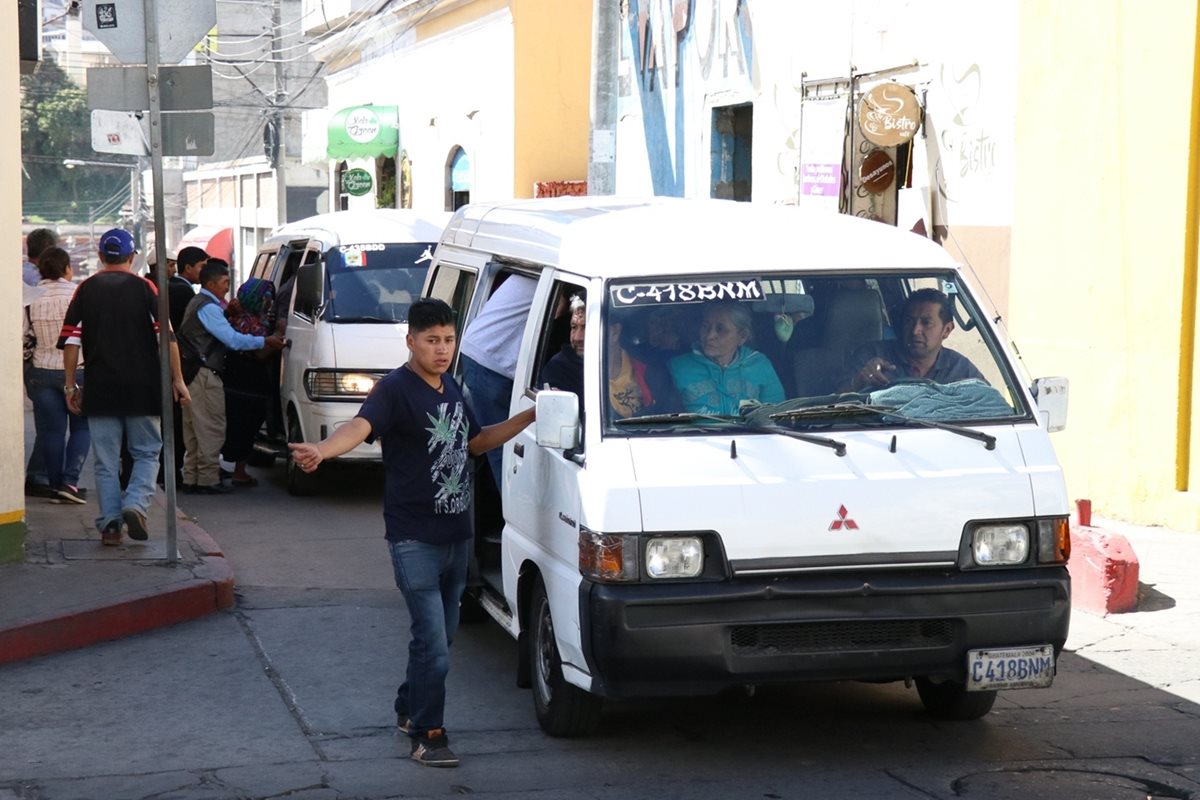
top-left (143, 0), bottom-right (178, 565)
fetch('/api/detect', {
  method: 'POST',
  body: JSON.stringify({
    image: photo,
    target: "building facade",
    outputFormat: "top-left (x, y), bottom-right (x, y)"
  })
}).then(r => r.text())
top-left (304, 0), bottom-right (592, 212)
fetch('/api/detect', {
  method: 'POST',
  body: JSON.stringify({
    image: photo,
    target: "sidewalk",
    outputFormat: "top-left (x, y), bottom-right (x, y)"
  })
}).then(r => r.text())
top-left (0, 484), bottom-right (233, 666)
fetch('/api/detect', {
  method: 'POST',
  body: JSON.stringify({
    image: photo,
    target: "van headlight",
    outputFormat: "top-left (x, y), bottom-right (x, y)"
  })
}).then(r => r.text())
top-left (579, 529), bottom-right (723, 582)
top-left (304, 370), bottom-right (383, 401)
top-left (645, 536), bottom-right (703, 579)
top-left (969, 523), bottom-right (1029, 566)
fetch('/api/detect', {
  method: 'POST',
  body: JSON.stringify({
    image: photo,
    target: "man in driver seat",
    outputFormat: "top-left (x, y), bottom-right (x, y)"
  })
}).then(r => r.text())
top-left (842, 288), bottom-right (983, 392)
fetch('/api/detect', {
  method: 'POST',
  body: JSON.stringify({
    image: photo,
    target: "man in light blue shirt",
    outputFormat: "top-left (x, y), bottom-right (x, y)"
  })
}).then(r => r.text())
top-left (177, 259), bottom-right (285, 492)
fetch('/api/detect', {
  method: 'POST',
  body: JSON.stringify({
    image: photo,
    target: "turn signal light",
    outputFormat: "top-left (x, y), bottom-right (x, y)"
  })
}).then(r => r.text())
top-left (579, 529), bottom-right (637, 582)
top-left (1037, 517), bottom-right (1071, 564)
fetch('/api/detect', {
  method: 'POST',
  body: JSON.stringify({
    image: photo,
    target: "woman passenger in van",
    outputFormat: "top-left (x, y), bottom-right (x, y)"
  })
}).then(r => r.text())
top-left (667, 301), bottom-right (785, 416)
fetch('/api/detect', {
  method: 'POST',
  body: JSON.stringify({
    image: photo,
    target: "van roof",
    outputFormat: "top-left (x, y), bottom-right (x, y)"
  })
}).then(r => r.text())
top-left (265, 209), bottom-right (452, 248)
top-left (442, 197), bottom-right (960, 278)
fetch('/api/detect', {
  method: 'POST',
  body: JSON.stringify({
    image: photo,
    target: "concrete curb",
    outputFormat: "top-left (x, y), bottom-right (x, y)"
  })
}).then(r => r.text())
top-left (1068, 523), bottom-right (1141, 615)
top-left (0, 497), bottom-right (234, 666)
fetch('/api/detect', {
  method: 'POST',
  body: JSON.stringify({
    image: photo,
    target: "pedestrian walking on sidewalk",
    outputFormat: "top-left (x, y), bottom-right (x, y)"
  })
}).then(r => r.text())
top-left (289, 298), bottom-right (535, 769)
top-left (58, 228), bottom-right (192, 547)
top-left (23, 226), bottom-right (60, 498)
top-left (25, 247), bottom-right (90, 504)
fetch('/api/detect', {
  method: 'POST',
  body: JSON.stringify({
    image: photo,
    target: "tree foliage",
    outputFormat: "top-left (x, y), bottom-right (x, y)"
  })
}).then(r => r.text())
top-left (21, 59), bottom-right (130, 222)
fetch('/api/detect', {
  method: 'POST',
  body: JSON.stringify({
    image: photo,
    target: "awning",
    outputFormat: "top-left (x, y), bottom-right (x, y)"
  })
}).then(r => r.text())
top-left (327, 104), bottom-right (400, 160)
top-left (176, 226), bottom-right (234, 266)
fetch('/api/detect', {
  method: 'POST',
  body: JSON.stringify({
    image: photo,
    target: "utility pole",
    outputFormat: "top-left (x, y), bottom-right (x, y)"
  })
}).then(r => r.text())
top-left (587, 0), bottom-right (618, 195)
top-left (271, 0), bottom-right (288, 226)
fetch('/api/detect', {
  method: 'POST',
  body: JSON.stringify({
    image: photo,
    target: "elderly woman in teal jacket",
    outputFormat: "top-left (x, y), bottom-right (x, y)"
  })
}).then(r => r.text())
top-left (668, 301), bottom-right (785, 415)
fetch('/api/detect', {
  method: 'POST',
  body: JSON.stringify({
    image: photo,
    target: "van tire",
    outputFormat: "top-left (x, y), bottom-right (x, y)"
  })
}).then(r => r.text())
top-left (915, 677), bottom-right (997, 720)
top-left (286, 412), bottom-right (319, 497)
top-left (528, 577), bottom-right (602, 737)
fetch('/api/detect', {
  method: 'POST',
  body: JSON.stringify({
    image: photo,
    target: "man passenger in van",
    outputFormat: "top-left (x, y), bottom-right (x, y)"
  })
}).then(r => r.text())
top-left (541, 293), bottom-right (586, 404)
top-left (288, 299), bottom-right (535, 769)
top-left (459, 273), bottom-right (538, 489)
top-left (842, 288), bottom-right (984, 392)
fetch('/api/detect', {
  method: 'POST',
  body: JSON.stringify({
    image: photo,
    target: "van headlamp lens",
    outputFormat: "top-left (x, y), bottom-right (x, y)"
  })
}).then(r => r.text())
top-left (304, 370), bottom-right (382, 400)
top-left (971, 524), bottom-right (1029, 566)
top-left (645, 536), bottom-right (704, 579)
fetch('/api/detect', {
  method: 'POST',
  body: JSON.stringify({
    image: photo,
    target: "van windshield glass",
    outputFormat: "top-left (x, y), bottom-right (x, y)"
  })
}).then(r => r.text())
top-left (324, 242), bottom-right (435, 322)
top-left (603, 272), bottom-right (1029, 435)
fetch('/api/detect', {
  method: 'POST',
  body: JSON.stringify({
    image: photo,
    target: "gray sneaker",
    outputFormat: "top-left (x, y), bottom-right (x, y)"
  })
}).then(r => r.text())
top-left (410, 728), bottom-right (459, 768)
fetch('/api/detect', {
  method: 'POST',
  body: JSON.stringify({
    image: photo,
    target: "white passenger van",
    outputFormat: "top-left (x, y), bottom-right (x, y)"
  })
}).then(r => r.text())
top-left (424, 197), bottom-right (1071, 736)
top-left (248, 209), bottom-right (450, 494)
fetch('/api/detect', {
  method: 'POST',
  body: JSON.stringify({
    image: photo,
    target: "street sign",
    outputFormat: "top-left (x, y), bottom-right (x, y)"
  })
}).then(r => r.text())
top-left (162, 112), bottom-right (214, 157)
top-left (91, 109), bottom-right (147, 155)
top-left (87, 65), bottom-right (213, 112)
top-left (91, 109), bottom-right (214, 156)
top-left (82, 0), bottom-right (216, 66)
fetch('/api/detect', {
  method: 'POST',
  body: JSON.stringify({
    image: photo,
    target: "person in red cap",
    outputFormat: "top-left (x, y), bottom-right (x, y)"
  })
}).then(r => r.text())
top-left (58, 228), bottom-right (192, 547)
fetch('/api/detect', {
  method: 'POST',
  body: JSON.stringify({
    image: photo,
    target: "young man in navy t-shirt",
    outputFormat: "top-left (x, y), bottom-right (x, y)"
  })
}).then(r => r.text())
top-left (289, 298), bottom-right (535, 768)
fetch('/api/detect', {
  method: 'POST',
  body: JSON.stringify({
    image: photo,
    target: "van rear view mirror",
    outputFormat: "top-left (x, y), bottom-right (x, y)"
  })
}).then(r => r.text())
top-left (535, 390), bottom-right (580, 450)
top-left (1032, 377), bottom-right (1068, 432)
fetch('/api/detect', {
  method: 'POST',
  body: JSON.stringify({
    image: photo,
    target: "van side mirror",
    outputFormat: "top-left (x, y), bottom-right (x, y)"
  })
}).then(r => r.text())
top-left (535, 390), bottom-right (580, 450)
top-left (1032, 377), bottom-right (1068, 432)
top-left (295, 261), bottom-right (324, 316)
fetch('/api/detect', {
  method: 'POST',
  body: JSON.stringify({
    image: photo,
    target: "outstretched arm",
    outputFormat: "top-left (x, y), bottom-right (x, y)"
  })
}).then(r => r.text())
top-left (468, 407), bottom-right (536, 456)
top-left (289, 417), bottom-right (373, 472)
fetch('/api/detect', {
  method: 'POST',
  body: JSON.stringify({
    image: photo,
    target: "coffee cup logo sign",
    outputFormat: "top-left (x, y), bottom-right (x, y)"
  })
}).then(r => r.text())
top-left (345, 108), bottom-right (381, 144)
top-left (859, 83), bottom-right (922, 148)
top-left (342, 168), bottom-right (373, 197)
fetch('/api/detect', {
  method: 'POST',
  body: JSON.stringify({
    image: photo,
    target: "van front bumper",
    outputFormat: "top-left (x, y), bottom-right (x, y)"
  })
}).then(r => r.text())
top-left (581, 567), bottom-right (1070, 698)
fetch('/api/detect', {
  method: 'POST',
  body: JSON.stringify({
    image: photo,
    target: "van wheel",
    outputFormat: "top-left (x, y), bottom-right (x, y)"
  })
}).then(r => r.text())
top-left (528, 577), bottom-right (601, 737)
top-left (286, 412), bottom-right (318, 497)
top-left (915, 677), bottom-right (997, 720)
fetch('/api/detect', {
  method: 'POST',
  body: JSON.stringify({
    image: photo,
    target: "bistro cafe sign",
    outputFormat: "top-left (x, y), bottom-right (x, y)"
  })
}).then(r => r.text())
top-left (858, 83), bottom-right (921, 148)
top-left (327, 104), bottom-right (400, 160)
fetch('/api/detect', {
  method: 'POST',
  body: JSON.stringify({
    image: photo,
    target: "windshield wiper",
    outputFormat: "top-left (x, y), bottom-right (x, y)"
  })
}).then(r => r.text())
top-left (772, 402), bottom-right (997, 450)
top-left (331, 315), bottom-right (399, 323)
top-left (616, 412), bottom-right (846, 456)
top-left (615, 412), bottom-right (742, 426)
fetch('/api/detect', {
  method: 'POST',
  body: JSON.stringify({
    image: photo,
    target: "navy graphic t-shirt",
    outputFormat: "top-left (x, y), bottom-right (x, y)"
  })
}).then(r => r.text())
top-left (357, 364), bottom-right (481, 544)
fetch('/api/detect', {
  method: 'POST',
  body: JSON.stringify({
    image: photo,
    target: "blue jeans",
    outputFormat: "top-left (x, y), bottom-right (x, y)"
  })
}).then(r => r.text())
top-left (460, 355), bottom-right (513, 490)
top-left (23, 365), bottom-right (48, 487)
top-left (89, 415), bottom-right (161, 532)
top-left (389, 537), bottom-right (470, 736)
top-left (25, 367), bottom-right (90, 490)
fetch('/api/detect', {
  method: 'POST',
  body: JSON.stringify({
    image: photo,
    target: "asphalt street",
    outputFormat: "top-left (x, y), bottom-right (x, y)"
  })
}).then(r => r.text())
top-left (2, 454), bottom-right (1199, 800)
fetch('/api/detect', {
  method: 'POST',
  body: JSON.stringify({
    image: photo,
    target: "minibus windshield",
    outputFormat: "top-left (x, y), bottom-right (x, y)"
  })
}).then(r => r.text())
top-left (324, 242), bottom-right (435, 323)
top-left (602, 272), bottom-right (1030, 435)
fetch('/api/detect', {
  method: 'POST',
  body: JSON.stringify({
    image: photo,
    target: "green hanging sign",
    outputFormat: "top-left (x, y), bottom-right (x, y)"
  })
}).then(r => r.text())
top-left (341, 168), bottom-right (373, 196)
top-left (327, 104), bottom-right (399, 160)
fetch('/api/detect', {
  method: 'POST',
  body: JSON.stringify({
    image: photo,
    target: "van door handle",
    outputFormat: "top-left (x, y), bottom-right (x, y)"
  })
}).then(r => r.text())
top-left (514, 443), bottom-right (524, 458)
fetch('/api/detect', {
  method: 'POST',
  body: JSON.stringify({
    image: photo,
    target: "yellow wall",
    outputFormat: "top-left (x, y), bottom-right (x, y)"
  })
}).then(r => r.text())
top-left (3, 3), bottom-right (26, 560)
top-left (1011, 1), bottom-right (1200, 527)
top-left (511, 0), bottom-right (592, 197)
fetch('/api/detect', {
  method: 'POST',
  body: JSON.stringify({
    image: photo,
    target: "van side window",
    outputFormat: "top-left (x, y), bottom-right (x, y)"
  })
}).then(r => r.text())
top-left (427, 264), bottom-right (477, 346)
top-left (251, 252), bottom-right (275, 283)
top-left (290, 249), bottom-right (322, 319)
top-left (530, 280), bottom-right (586, 405)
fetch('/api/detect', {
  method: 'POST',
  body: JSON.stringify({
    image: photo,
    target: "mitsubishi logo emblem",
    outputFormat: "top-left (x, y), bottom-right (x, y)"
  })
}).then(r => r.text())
top-left (829, 505), bottom-right (858, 531)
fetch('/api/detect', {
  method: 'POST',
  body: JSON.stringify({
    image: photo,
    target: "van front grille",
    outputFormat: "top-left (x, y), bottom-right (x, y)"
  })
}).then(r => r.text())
top-left (730, 619), bottom-right (955, 656)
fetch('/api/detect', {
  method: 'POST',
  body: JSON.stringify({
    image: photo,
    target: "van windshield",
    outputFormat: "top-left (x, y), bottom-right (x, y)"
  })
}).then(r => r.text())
top-left (603, 272), bottom-right (1030, 435)
top-left (324, 242), bottom-right (435, 323)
